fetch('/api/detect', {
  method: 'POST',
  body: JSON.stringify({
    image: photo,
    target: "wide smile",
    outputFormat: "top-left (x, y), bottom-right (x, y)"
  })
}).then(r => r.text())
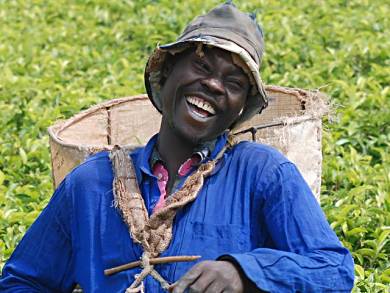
top-left (185, 96), bottom-right (216, 121)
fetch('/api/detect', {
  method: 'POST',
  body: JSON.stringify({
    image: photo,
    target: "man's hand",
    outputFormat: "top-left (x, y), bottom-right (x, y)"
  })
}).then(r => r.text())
top-left (172, 260), bottom-right (244, 293)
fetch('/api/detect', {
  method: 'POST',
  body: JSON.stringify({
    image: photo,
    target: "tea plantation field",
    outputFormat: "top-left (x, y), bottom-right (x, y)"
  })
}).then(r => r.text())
top-left (0, 0), bottom-right (389, 291)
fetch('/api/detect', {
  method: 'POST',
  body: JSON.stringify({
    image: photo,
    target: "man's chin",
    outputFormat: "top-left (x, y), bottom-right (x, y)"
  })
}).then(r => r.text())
top-left (173, 125), bottom-right (214, 146)
top-left (177, 129), bottom-right (204, 145)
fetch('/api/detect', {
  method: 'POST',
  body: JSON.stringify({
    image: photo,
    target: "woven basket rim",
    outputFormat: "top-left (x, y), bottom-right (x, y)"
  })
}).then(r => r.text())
top-left (48, 85), bottom-right (329, 151)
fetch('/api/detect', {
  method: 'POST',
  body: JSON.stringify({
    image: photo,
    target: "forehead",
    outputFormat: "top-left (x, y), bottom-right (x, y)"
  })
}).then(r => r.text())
top-left (194, 46), bottom-right (231, 62)
top-left (174, 45), bottom-right (249, 77)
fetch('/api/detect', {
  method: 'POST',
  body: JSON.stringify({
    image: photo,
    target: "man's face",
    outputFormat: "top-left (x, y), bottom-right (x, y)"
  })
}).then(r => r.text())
top-left (160, 46), bottom-right (250, 144)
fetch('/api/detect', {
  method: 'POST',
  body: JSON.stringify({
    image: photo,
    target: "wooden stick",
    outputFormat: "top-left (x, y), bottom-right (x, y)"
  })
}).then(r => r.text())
top-left (104, 255), bottom-right (201, 276)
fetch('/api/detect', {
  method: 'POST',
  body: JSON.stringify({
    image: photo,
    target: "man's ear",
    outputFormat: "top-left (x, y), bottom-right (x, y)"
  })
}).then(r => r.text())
top-left (160, 56), bottom-right (175, 86)
top-left (162, 63), bottom-right (173, 79)
top-left (160, 61), bottom-right (173, 86)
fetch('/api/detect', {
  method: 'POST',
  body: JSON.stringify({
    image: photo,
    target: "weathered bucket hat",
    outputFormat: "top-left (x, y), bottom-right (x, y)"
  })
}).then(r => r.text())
top-left (144, 1), bottom-right (268, 129)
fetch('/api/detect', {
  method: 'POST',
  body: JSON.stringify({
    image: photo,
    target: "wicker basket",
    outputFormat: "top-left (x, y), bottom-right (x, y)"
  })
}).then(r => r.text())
top-left (48, 85), bottom-right (328, 199)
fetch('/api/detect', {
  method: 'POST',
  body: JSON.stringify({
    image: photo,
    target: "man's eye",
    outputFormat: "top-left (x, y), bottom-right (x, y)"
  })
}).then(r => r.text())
top-left (227, 79), bottom-right (243, 89)
top-left (194, 60), bottom-right (210, 73)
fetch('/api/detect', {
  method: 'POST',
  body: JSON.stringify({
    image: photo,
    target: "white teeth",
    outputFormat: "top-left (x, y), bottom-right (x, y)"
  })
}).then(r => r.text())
top-left (185, 96), bottom-right (216, 115)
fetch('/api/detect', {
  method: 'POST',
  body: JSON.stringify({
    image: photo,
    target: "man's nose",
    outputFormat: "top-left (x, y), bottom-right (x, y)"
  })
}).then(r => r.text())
top-left (200, 78), bottom-right (225, 95)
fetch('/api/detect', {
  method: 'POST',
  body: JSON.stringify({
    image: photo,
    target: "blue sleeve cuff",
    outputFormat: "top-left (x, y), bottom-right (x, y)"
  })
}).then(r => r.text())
top-left (218, 253), bottom-right (270, 292)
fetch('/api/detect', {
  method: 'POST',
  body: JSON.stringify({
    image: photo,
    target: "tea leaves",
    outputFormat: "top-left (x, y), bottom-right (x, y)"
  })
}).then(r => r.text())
top-left (0, 0), bottom-right (389, 291)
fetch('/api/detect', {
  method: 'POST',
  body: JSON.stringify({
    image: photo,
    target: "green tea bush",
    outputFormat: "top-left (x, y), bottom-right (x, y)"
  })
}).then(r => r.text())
top-left (0, 0), bottom-right (389, 291)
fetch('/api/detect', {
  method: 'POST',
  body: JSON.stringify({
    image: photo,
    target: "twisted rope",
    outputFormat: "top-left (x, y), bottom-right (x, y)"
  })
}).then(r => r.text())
top-left (110, 138), bottom-right (233, 291)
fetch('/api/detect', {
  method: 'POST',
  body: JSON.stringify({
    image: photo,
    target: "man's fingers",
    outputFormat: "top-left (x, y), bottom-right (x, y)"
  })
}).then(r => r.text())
top-left (187, 272), bottom-right (215, 293)
top-left (172, 263), bottom-right (204, 293)
top-left (172, 260), bottom-right (243, 293)
top-left (204, 279), bottom-right (224, 293)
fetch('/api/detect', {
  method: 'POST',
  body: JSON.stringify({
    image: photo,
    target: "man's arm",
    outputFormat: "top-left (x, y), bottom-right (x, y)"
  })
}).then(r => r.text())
top-left (0, 180), bottom-right (76, 292)
top-left (174, 162), bottom-right (354, 292)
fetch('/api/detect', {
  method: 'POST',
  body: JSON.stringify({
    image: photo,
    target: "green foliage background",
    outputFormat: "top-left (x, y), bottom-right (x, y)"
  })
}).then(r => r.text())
top-left (0, 0), bottom-right (389, 291)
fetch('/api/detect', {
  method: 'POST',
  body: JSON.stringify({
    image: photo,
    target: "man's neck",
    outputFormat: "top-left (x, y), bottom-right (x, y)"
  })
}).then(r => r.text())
top-left (156, 118), bottom-right (197, 179)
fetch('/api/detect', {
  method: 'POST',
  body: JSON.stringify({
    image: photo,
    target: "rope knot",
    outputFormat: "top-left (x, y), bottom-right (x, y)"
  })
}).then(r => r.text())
top-left (140, 252), bottom-right (152, 270)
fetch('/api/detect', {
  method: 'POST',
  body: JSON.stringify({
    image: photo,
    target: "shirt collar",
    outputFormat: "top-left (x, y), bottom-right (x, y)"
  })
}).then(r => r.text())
top-left (132, 132), bottom-right (229, 178)
top-left (149, 137), bottom-right (217, 169)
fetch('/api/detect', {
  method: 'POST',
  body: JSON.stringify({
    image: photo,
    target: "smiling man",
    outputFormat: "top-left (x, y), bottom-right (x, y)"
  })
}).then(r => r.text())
top-left (0, 2), bottom-right (354, 293)
top-left (155, 46), bottom-right (252, 194)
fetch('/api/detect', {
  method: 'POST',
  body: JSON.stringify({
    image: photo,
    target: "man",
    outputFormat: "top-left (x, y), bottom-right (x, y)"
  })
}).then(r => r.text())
top-left (0, 2), bottom-right (354, 292)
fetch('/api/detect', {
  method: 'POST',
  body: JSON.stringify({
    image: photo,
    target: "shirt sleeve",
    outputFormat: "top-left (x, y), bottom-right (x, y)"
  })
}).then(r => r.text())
top-left (219, 162), bottom-right (354, 292)
top-left (0, 179), bottom-right (76, 292)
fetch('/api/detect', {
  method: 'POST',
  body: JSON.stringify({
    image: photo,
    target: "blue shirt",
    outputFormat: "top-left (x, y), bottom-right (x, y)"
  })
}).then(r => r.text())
top-left (0, 134), bottom-right (354, 292)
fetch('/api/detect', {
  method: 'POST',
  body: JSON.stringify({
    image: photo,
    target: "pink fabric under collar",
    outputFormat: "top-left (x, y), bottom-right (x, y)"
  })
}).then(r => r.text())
top-left (152, 155), bottom-right (201, 213)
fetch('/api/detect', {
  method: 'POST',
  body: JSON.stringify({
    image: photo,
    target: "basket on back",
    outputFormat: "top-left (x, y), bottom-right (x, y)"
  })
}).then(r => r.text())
top-left (48, 85), bottom-right (328, 199)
